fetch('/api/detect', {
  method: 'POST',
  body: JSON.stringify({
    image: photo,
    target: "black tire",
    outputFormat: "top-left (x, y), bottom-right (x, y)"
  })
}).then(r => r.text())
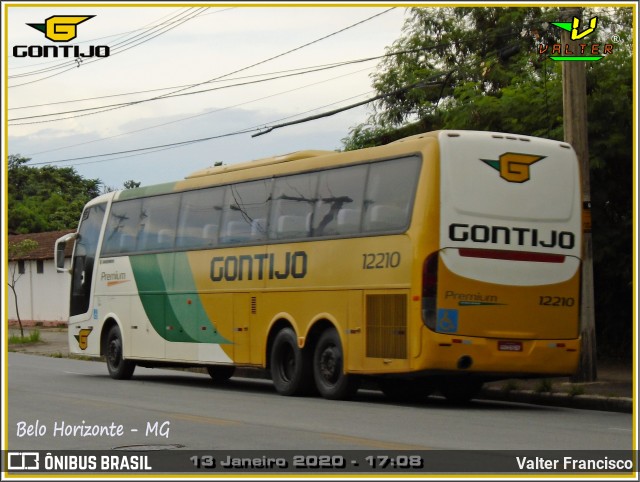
top-left (270, 328), bottom-right (313, 396)
top-left (379, 378), bottom-right (434, 402)
top-left (105, 325), bottom-right (135, 380)
top-left (313, 328), bottom-right (359, 400)
top-left (438, 378), bottom-right (483, 404)
top-left (206, 365), bottom-right (235, 384)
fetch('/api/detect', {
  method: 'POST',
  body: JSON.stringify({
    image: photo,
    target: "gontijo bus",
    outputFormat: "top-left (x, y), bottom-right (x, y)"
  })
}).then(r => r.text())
top-left (55, 130), bottom-right (582, 402)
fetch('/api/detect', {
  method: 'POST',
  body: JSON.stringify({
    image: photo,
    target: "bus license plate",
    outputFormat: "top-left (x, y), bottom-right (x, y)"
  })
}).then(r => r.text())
top-left (498, 341), bottom-right (523, 352)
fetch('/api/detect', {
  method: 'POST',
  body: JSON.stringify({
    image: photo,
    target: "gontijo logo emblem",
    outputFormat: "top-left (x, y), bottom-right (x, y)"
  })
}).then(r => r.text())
top-left (14, 15), bottom-right (109, 59)
top-left (74, 328), bottom-right (93, 350)
top-left (27, 15), bottom-right (94, 42)
top-left (481, 153), bottom-right (545, 183)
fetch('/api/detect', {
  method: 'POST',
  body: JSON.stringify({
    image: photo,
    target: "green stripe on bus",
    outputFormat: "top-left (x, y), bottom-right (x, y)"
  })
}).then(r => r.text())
top-left (130, 254), bottom-right (231, 344)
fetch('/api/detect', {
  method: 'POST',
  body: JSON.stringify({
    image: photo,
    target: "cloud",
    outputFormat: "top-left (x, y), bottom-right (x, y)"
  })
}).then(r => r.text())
top-left (6, 5), bottom-right (407, 188)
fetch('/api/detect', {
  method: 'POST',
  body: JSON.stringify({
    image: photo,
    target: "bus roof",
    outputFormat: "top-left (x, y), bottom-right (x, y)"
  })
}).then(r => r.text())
top-left (185, 150), bottom-right (335, 179)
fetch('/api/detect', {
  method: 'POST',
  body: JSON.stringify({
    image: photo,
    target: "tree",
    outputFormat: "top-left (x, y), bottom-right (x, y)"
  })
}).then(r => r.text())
top-left (8, 239), bottom-right (39, 338)
top-left (102, 179), bottom-right (141, 193)
top-left (343, 7), bottom-right (562, 148)
top-left (8, 155), bottom-right (102, 234)
top-left (123, 179), bottom-right (141, 189)
top-left (342, 7), bottom-right (633, 361)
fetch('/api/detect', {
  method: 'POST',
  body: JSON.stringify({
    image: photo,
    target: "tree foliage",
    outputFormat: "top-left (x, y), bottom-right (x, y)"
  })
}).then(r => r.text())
top-left (342, 7), bottom-right (633, 360)
top-left (8, 155), bottom-right (102, 234)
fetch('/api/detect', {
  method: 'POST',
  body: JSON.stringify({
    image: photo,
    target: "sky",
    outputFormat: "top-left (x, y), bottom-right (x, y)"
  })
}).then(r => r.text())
top-left (4, 2), bottom-right (412, 189)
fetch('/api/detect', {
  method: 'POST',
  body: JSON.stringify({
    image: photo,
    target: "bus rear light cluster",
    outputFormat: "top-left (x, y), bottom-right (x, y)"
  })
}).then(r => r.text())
top-left (422, 252), bottom-right (439, 331)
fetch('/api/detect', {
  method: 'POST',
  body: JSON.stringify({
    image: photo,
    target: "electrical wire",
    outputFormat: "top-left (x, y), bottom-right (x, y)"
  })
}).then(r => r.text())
top-left (10, 54), bottom-right (394, 111)
top-left (9, 56), bottom-right (380, 123)
top-left (26, 71), bottom-right (450, 167)
top-left (9, 7), bottom-right (396, 123)
top-left (9, 8), bottom-right (209, 87)
top-left (25, 65), bottom-right (375, 157)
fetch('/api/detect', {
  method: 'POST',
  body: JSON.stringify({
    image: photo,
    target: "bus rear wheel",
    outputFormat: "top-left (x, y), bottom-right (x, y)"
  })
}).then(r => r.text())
top-left (206, 365), bottom-right (235, 384)
top-left (313, 328), bottom-right (359, 400)
top-left (105, 325), bottom-right (135, 380)
top-left (270, 328), bottom-right (313, 396)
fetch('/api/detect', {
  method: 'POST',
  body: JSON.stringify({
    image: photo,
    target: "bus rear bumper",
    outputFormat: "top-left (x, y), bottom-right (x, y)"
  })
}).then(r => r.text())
top-left (418, 333), bottom-right (581, 378)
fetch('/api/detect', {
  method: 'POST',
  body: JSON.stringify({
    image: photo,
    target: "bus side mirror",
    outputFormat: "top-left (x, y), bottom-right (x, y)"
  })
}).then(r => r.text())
top-left (55, 232), bottom-right (77, 272)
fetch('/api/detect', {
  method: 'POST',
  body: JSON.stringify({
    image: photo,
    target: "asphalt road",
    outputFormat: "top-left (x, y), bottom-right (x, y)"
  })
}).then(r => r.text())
top-left (7, 353), bottom-right (633, 453)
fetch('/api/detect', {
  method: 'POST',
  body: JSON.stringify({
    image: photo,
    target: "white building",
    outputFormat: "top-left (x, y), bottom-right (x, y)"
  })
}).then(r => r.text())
top-left (8, 230), bottom-right (74, 326)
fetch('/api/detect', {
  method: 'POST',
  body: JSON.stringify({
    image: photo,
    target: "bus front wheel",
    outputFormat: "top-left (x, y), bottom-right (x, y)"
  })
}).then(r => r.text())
top-left (270, 328), bottom-right (313, 396)
top-left (105, 325), bottom-right (135, 380)
top-left (313, 328), bottom-right (359, 400)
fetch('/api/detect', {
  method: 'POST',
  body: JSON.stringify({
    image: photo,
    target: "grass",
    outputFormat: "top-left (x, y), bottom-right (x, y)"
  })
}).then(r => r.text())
top-left (535, 379), bottom-right (554, 393)
top-left (8, 329), bottom-right (41, 345)
top-left (68, 354), bottom-right (93, 361)
top-left (501, 379), bottom-right (521, 393)
top-left (568, 385), bottom-right (586, 397)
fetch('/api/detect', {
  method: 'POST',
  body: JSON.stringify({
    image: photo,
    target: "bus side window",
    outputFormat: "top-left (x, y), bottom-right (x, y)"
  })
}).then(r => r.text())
top-left (221, 220), bottom-right (251, 244)
top-left (102, 199), bottom-right (143, 255)
top-left (220, 180), bottom-right (272, 245)
top-left (176, 187), bottom-right (224, 250)
top-left (313, 164), bottom-right (367, 236)
top-left (275, 215), bottom-right (309, 239)
top-left (136, 194), bottom-right (180, 252)
top-left (362, 156), bottom-right (421, 233)
top-left (336, 208), bottom-right (361, 234)
top-left (202, 224), bottom-right (219, 247)
top-left (269, 171), bottom-right (317, 241)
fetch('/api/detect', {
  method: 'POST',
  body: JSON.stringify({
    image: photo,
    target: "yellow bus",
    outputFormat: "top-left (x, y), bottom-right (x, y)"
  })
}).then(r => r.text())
top-left (55, 130), bottom-right (582, 402)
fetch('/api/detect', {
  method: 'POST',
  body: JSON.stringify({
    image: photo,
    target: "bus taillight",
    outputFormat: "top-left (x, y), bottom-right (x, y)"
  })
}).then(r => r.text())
top-left (422, 252), bottom-right (439, 330)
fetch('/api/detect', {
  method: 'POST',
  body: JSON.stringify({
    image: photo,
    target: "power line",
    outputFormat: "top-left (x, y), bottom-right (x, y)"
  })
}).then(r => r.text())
top-left (66, 90), bottom-right (375, 168)
top-left (9, 8), bottom-right (207, 79)
top-left (19, 42), bottom-right (451, 157)
top-left (26, 72), bottom-right (449, 167)
top-left (9, 56), bottom-right (380, 123)
top-left (252, 75), bottom-right (450, 137)
top-left (10, 56), bottom-right (385, 111)
top-left (9, 8), bottom-right (209, 87)
top-left (7, 7), bottom-right (212, 71)
top-left (10, 7), bottom-right (397, 123)
top-left (24, 65), bottom-right (375, 157)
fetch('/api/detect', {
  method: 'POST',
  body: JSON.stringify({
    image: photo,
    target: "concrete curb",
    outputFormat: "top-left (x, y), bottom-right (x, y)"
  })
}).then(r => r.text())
top-left (479, 387), bottom-right (633, 413)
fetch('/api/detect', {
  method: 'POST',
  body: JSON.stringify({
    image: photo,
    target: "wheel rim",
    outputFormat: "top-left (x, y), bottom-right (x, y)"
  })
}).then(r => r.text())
top-left (318, 345), bottom-right (340, 385)
top-left (107, 338), bottom-right (121, 369)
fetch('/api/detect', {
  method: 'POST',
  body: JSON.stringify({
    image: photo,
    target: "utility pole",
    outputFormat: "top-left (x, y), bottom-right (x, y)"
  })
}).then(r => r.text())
top-left (560, 7), bottom-right (597, 382)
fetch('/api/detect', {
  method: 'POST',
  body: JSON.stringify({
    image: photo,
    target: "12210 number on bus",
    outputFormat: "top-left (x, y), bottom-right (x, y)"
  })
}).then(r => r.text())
top-left (362, 252), bottom-right (401, 269)
top-left (539, 296), bottom-right (575, 307)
